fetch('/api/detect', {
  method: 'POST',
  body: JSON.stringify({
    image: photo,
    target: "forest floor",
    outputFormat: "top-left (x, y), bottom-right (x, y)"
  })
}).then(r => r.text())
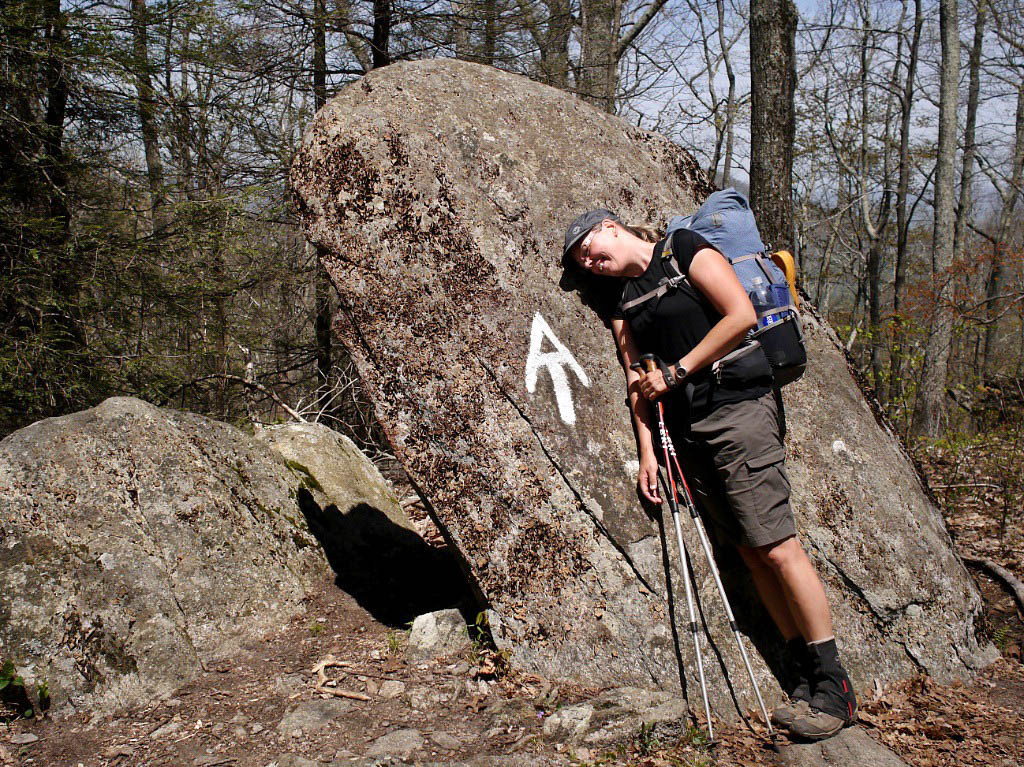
top-left (3, 434), bottom-right (1023, 767)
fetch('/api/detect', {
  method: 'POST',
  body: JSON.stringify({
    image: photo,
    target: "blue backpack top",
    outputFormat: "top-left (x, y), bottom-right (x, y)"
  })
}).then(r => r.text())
top-left (667, 187), bottom-right (767, 261)
top-left (667, 188), bottom-right (793, 314)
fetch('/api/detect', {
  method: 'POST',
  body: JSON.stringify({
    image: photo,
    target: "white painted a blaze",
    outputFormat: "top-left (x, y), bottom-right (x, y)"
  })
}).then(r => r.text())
top-left (524, 312), bottom-right (591, 425)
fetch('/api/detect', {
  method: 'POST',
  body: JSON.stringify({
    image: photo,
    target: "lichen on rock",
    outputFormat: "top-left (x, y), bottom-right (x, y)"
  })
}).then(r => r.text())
top-left (0, 398), bottom-right (412, 713)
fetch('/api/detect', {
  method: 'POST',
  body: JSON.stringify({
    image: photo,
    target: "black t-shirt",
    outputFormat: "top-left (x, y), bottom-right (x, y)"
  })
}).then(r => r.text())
top-left (614, 229), bottom-right (771, 421)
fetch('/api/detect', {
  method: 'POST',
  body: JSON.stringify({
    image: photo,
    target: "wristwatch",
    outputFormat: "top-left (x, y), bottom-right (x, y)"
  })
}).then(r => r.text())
top-left (673, 363), bottom-right (689, 387)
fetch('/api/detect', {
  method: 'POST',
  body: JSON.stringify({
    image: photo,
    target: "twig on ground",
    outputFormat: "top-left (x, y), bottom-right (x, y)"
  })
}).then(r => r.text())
top-left (932, 482), bottom-right (1003, 490)
top-left (311, 655), bottom-right (371, 701)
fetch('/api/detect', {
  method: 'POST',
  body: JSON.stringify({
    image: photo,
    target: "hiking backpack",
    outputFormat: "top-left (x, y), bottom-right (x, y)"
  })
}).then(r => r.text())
top-left (623, 188), bottom-right (807, 387)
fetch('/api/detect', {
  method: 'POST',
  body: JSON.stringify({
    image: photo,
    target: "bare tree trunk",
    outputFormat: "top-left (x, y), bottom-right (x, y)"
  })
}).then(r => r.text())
top-left (749, 0), bottom-right (798, 250)
top-left (869, 0), bottom-right (902, 399)
top-left (854, 5), bottom-right (895, 399)
top-left (130, 0), bottom-right (167, 233)
top-left (579, 0), bottom-right (621, 112)
top-left (41, 0), bottom-right (82, 357)
top-left (482, 0), bottom-right (497, 63)
top-left (313, 0), bottom-right (333, 415)
top-left (886, 0), bottom-right (923, 408)
top-left (718, 0), bottom-right (736, 187)
top-left (335, 0), bottom-right (372, 71)
top-left (452, 0), bottom-right (472, 60)
top-left (955, 0), bottom-right (986, 391)
top-left (372, 0), bottom-right (391, 68)
top-left (544, 0), bottom-right (572, 89)
top-left (682, 0), bottom-right (724, 181)
top-left (313, 0), bottom-right (327, 104)
top-left (572, 0), bottom-right (670, 111)
top-left (982, 81), bottom-right (1024, 380)
top-left (913, 0), bottom-right (960, 437)
top-left (954, 0), bottom-right (986, 256)
top-left (516, 0), bottom-right (572, 89)
top-left (42, 0), bottom-right (68, 234)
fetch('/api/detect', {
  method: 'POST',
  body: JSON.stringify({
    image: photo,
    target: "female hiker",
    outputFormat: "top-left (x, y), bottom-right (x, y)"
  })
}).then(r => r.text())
top-left (561, 208), bottom-right (857, 741)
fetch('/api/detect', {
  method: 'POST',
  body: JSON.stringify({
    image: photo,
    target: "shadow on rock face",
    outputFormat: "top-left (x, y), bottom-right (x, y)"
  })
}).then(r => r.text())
top-left (557, 267), bottom-right (623, 328)
top-left (296, 489), bottom-right (476, 627)
top-left (711, 541), bottom-right (794, 694)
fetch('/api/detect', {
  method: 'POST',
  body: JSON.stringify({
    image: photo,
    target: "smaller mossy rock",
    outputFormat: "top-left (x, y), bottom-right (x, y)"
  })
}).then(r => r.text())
top-left (258, 423), bottom-right (476, 628)
top-left (256, 422), bottom-right (413, 533)
top-left (0, 398), bottom-right (395, 713)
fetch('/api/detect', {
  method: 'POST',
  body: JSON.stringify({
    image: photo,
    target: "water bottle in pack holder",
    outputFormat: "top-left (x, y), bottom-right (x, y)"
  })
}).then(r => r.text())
top-left (749, 277), bottom-right (777, 329)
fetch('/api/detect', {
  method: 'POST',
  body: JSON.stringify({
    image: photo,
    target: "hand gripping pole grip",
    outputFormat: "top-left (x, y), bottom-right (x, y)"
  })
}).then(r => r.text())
top-left (631, 354), bottom-right (674, 388)
top-left (629, 353), bottom-right (658, 374)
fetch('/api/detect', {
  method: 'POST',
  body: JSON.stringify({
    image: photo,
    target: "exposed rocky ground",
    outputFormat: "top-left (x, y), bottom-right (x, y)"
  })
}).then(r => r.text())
top-left (5, 472), bottom-right (1022, 767)
top-left (4, 573), bottom-right (1022, 767)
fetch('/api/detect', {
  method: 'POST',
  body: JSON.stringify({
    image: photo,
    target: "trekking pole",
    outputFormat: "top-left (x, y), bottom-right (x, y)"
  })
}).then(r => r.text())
top-left (637, 355), bottom-right (776, 743)
top-left (634, 357), bottom-right (714, 742)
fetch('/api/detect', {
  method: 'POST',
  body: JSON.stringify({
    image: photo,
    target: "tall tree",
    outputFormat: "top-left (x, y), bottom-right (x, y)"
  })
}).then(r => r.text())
top-left (578, 0), bottom-right (621, 111)
top-left (312, 0), bottom-right (334, 414)
top-left (749, 0), bottom-right (798, 249)
top-left (979, 80), bottom-right (1024, 380)
top-left (516, 0), bottom-right (573, 89)
top-left (913, 0), bottom-right (960, 436)
top-left (372, 0), bottom-right (392, 68)
top-left (886, 0), bottom-right (924, 409)
top-left (576, 0), bottom-right (670, 112)
top-left (953, 0), bottom-right (986, 259)
top-left (452, 0), bottom-right (473, 60)
top-left (129, 0), bottom-right (166, 232)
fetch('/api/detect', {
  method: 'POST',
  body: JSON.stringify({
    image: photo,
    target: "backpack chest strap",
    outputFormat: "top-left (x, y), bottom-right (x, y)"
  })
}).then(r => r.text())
top-left (621, 276), bottom-right (685, 311)
top-left (620, 236), bottom-right (690, 312)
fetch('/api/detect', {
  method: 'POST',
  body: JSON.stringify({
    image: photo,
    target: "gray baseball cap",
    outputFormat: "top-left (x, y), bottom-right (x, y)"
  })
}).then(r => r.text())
top-left (562, 209), bottom-right (622, 265)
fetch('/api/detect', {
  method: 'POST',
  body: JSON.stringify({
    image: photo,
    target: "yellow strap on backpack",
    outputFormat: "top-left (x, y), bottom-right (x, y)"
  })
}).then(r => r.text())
top-left (770, 250), bottom-right (799, 310)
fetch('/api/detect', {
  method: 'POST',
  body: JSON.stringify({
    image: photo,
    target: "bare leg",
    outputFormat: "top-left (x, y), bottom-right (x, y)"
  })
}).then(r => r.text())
top-left (757, 535), bottom-right (834, 642)
top-left (737, 544), bottom-right (802, 639)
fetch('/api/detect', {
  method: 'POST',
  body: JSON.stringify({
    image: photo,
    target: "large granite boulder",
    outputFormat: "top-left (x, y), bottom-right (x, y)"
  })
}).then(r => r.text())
top-left (0, 398), bottom-right (429, 713)
top-left (290, 59), bottom-right (993, 716)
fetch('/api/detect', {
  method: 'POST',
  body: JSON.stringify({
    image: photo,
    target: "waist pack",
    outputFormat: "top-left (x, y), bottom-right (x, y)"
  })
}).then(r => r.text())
top-left (623, 188), bottom-right (807, 387)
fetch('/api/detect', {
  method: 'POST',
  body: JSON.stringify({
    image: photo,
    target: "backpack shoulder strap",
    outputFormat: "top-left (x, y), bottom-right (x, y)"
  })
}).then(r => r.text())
top-left (620, 235), bottom-right (689, 312)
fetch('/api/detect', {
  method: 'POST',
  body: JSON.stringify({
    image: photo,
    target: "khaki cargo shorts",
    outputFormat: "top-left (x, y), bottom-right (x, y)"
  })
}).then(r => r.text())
top-left (671, 391), bottom-right (796, 548)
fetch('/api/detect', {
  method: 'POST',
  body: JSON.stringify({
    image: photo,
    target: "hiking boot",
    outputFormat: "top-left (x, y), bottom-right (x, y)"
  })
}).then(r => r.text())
top-left (788, 638), bottom-right (857, 741)
top-left (788, 705), bottom-right (852, 740)
top-left (770, 637), bottom-right (814, 729)
top-left (771, 697), bottom-right (811, 729)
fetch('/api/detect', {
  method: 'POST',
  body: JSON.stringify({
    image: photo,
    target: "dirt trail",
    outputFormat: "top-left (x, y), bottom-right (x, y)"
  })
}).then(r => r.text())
top-left (4, 573), bottom-right (570, 767)
top-left (4, 570), bottom-right (1024, 767)
top-left (6, 457), bottom-right (1024, 767)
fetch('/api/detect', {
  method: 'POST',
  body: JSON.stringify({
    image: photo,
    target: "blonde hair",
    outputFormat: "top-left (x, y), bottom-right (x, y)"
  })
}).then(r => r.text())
top-left (622, 223), bottom-right (664, 243)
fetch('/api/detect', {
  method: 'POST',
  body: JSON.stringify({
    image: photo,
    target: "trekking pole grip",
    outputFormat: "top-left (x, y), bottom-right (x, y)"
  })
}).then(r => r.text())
top-left (629, 353), bottom-right (658, 374)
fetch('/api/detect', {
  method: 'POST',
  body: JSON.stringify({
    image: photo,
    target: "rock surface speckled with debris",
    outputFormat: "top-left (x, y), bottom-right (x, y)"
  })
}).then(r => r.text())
top-left (290, 58), bottom-right (992, 714)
